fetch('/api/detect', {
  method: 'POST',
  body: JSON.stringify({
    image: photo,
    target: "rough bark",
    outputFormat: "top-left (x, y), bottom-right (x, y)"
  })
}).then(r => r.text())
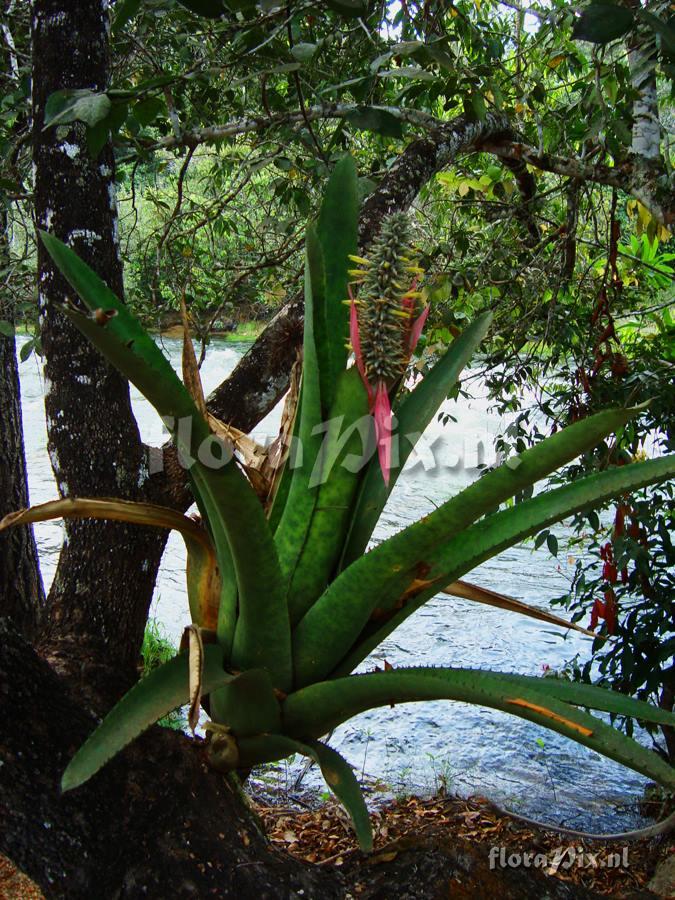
top-left (627, 1), bottom-right (662, 163)
top-left (0, 0), bottom-right (42, 640)
top-left (562, 178), bottom-right (582, 288)
top-left (207, 113), bottom-right (513, 432)
top-left (0, 340), bottom-right (44, 640)
top-left (0, 618), bottom-right (601, 900)
top-left (499, 156), bottom-right (540, 246)
top-left (483, 140), bottom-right (674, 227)
top-left (31, 0), bottom-right (167, 686)
top-left (0, 218), bottom-right (44, 639)
top-left (0, 619), bottom-right (339, 899)
top-left (658, 663), bottom-right (675, 764)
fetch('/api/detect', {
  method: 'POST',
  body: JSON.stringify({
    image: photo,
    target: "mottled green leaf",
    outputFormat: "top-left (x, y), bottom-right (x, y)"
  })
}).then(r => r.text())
top-left (294, 406), bottom-right (646, 686)
top-left (316, 155), bottom-right (359, 409)
top-left (44, 89), bottom-right (111, 129)
top-left (284, 668), bottom-right (675, 794)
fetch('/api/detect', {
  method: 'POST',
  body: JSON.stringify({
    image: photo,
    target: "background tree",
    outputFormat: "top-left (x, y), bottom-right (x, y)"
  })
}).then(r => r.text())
top-left (0, 0), bottom-right (43, 636)
top-left (30, 0), bottom-right (173, 691)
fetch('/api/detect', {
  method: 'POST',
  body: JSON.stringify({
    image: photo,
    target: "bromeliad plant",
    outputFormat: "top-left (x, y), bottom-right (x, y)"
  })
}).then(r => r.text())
top-left (5, 157), bottom-right (675, 851)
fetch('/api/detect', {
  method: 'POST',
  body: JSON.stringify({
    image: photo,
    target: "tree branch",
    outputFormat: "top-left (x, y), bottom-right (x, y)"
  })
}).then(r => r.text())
top-left (481, 140), bottom-right (674, 226)
top-left (147, 102), bottom-right (672, 227)
top-left (145, 106), bottom-right (673, 505)
top-left (205, 112), bottom-right (513, 433)
top-left (148, 103), bottom-right (440, 154)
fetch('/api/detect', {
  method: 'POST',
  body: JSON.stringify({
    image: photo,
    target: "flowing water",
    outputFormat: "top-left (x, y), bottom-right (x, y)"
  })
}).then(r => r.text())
top-left (17, 335), bottom-right (656, 831)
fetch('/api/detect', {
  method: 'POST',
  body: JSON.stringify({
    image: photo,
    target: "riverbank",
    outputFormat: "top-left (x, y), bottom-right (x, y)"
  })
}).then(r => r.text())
top-left (254, 792), bottom-right (673, 896)
top-left (9, 319), bottom-right (266, 342)
top-left (2, 791), bottom-right (672, 898)
top-left (16, 333), bottom-right (658, 837)
top-left (158, 319), bottom-right (265, 341)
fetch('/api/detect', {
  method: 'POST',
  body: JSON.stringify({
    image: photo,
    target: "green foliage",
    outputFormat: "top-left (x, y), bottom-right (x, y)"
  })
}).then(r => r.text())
top-left (141, 619), bottom-right (188, 730)
top-left (116, 153), bottom-right (297, 332)
top-left (43, 89), bottom-right (112, 129)
top-left (141, 618), bottom-right (177, 674)
top-left (4, 0), bottom-right (674, 829)
top-left (24, 159), bottom-right (675, 852)
top-left (540, 318), bottom-right (675, 759)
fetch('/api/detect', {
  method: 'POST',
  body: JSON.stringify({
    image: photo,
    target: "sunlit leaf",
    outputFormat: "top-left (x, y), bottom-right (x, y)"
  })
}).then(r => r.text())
top-left (44, 89), bottom-right (111, 129)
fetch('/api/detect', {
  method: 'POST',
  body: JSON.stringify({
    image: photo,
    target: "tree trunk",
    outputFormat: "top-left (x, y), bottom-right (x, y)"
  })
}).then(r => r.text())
top-left (659, 663), bottom-right (675, 764)
top-left (0, 619), bottom-right (599, 900)
top-left (0, 619), bottom-right (339, 899)
top-left (0, 217), bottom-right (44, 639)
top-left (0, 7), bottom-right (43, 639)
top-left (31, 0), bottom-right (168, 689)
top-left (627, 0), bottom-right (663, 164)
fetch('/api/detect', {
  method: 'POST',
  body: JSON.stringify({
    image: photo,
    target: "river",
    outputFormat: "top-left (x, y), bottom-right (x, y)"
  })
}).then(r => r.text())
top-left (17, 335), bottom-right (653, 831)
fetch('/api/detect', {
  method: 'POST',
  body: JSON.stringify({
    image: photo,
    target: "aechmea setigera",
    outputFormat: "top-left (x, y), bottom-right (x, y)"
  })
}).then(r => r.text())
top-left (347, 212), bottom-right (429, 485)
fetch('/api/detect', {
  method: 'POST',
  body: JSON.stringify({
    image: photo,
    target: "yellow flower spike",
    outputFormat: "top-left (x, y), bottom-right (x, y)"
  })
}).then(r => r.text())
top-left (348, 255), bottom-right (371, 266)
top-left (348, 269), bottom-right (370, 278)
top-left (404, 266), bottom-right (424, 275)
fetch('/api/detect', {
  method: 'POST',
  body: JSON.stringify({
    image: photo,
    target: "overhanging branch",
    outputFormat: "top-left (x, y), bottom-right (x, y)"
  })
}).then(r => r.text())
top-left (151, 110), bottom-right (672, 504)
top-left (150, 101), bottom-right (672, 227)
top-left (150, 103), bottom-right (440, 153)
top-left (205, 112), bottom-right (513, 432)
top-left (482, 140), bottom-right (674, 226)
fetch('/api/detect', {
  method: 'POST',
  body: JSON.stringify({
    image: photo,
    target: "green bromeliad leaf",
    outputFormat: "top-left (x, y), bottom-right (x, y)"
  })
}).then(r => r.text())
top-left (304, 739), bottom-right (373, 852)
top-left (334, 454), bottom-right (675, 677)
top-left (274, 226), bottom-right (327, 596)
top-left (287, 366), bottom-right (370, 624)
top-left (293, 405), bottom-right (650, 686)
top-left (39, 241), bottom-right (195, 423)
top-left (315, 155), bottom-right (358, 411)
top-left (40, 232), bottom-right (291, 689)
top-left (209, 667), bottom-right (281, 736)
top-left (282, 668), bottom-right (675, 794)
top-left (274, 157), bottom-right (358, 586)
top-left (284, 668), bottom-right (675, 735)
top-left (62, 646), bottom-right (232, 792)
top-left (236, 733), bottom-right (373, 851)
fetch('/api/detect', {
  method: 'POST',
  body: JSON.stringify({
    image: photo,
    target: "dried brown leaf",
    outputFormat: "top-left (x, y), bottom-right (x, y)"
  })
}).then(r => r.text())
top-left (180, 292), bottom-right (207, 419)
top-left (186, 625), bottom-right (204, 732)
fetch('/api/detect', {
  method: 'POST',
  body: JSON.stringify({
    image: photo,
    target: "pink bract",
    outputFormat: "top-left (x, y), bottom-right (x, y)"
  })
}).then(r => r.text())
top-left (374, 380), bottom-right (392, 486)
